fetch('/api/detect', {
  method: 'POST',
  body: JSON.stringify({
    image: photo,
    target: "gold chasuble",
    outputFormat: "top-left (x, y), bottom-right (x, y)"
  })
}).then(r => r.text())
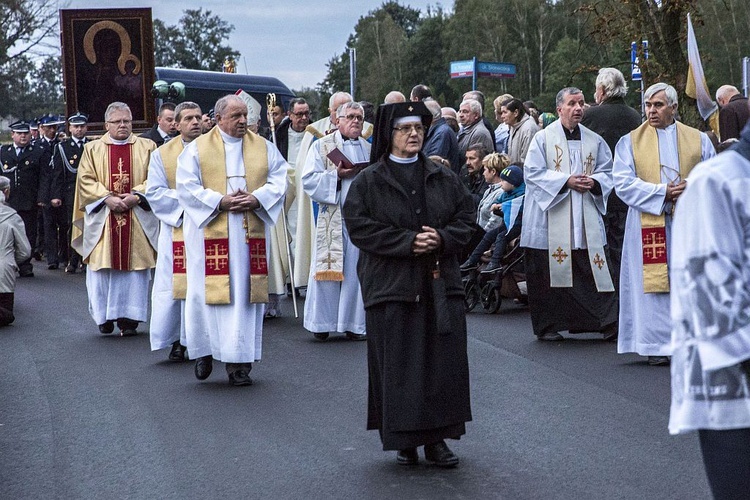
top-left (158, 138), bottom-right (187, 299)
top-left (630, 121), bottom-right (701, 293)
top-left (195, 127), bottom-right (269, 304)
top-left (72, 134), bottom-right (157, 271)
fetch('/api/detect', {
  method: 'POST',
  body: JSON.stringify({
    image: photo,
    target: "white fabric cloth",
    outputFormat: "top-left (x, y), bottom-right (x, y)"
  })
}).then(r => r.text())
top-left (300, 131), bottom-right (368, 334)
top-left (86, 268), bottom-right (151, 325)
top-left (669, 148), bottom-right (750, 434)
top-left (520, 124), bottom-right (613, 250)
top-left (144, 146), bottom-right (186, 351)
top-left (614, 124), bottom-right (715, 356)
top-left (176, 131), bottom-right (287, 362)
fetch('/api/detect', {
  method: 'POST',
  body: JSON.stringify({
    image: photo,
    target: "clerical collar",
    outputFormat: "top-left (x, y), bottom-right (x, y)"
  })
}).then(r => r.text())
top-left (563, 125), bottom-right (581, 141)
top-left (341, 135), bottom-right (359, 142)
top-left (389, 153), bottom-right (418, 164)
top-left (108, 135), bottom-right (129, 145)
top-left (218, 128), bottom-right (242, 143)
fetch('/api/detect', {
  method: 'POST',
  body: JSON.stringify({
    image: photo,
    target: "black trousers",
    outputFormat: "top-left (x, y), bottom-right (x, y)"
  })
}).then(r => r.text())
top-left (0, 293), bottom-right (15, 326)
top-left (43, 205), bottom-right (68, 266)
top-left (698, 428), bottom-right (750, 500)
top-left (16, 209), bottom-right (38, 274)
top-left (64, 204), bottom-right (81, 268)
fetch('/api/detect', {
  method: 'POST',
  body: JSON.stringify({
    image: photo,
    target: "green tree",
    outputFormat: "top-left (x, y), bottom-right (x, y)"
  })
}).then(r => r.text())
top-left (153, 8), bottom-right (240, 71)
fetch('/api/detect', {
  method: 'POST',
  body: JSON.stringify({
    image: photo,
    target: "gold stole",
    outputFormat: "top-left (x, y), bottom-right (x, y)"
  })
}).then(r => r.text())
top-left (196, 127), bottom-right (269, 304)
top-left (158, 139), bottom-right (187, 299)
top-left (630, 121), bottom-right (701, 293)
top-left (313, 134), bottom-right (345, 281)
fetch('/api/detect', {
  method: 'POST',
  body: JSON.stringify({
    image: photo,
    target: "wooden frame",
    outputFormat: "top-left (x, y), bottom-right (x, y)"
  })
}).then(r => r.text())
top-left (60, 8), bottom-right (155, 132)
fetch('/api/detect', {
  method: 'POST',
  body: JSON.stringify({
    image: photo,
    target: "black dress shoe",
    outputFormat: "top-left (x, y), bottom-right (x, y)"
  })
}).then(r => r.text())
top-left (65, 264), bottom-right (76, 274)
top-left (345, 332), bottom-right (367, 341)
top-left (313, 332), bottom-right (329, 341)
top-left (19, 271), bottom-right (34, 278)
top-left (537, 331), bottom-right (564, 341)
top-left (195, 356), bottom-right (213, 380)
top-left (424, 441), bottom-right (459, 468)
top-left (168, 341), bottom-right (187, 362)
top-left (648, 356), bottom-right (670, 366)
top-left (98, 321), bottom-right (115, 334)
top-left (228, 369), bottom-right (253, 386)
top-left (396, 448), bottom-right (419, 466)
top-left (602, 322), bottom-right (619, 341)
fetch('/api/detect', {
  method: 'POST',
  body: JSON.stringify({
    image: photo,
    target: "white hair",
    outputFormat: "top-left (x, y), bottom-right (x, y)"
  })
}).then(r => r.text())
top-left (644, 83), bottom-right (678, 106)
top-left (329, 91), bottom-right (353, 110)
top-left (104, 102), bottom-right (131, 122)
top-left (214, 95), bottom-right (246, 118)
top-left (596, 68), bottom-right (628, 99)
top-left (460, 99), bottom-right (482, 116)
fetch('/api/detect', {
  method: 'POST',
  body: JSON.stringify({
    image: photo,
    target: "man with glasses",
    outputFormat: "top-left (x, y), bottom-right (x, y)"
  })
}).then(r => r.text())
top-left (613, 82), bottom-right (715, 365)
top-left (300, 101), bottom-right (370, 341)
top-left (72, 102), bottom-right (158, 337)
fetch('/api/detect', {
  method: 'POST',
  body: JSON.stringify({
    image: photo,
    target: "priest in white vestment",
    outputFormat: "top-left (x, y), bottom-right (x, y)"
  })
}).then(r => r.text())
top-left (521, 87), bottom-right (618, 341)
top-left (293, 92), bottom-right (374, 291)
top-left (72, 102), bottom-right (158, 336)
top-left (176, 94), bottom-right (287, 386)
top-left (613, 83), bottom-right (715, 365)
top-left (301, 101), bottom-right (369, 341)
top-left (145, 102), bottom-right (203, 361)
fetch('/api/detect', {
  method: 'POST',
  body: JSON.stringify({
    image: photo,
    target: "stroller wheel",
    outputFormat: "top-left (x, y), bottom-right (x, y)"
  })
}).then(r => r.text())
top-left (464, 279), bottom-right (480, 312)
top-left (481, 282), bottom-right (502, 314)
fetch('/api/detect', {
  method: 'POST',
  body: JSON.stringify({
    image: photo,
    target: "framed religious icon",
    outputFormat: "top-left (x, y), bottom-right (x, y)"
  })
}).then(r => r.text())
top-left (60, 8), bottom-right (156, 131)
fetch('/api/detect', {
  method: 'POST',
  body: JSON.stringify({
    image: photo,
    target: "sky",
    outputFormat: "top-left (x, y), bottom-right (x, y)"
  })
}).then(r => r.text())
top-left (60, 0), bottom-right (447, 90)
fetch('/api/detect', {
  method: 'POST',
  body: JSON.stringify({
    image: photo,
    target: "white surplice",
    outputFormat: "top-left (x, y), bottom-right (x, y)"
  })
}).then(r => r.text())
top-left (176, 130), bottom-right (287, 363)
top-left (614, 124), bottom-right (715, 356)
top-left (301, 131), bottom-right (368, 334)
top-left (144, 146), bottom-right (186, 351)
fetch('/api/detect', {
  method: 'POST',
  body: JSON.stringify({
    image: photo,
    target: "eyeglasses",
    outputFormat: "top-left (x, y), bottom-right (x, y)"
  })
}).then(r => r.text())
top-left (291, 111), bottom-right (310, 117)
top-left (107, 119), bottom-right (132, 125)
top-left (339, 114), bottom-right (364, 122)
top-left (392, 124), bottom-right (425, 135)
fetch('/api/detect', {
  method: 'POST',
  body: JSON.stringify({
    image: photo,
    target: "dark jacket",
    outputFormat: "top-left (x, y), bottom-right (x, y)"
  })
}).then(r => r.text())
top-left (343, 154), bottom-right (475, 308)
top-left (0, 143), bottom-right (51, 212)
top-left (51, 138), bottom-right (88, 206)
top-left (272, 117), bottom-right (292, 160)
top-left (422, 117), bottom-right (461, 175)
top-left (139, 125), bottom-right (168, 147)
top-left (719, 94), bottom-right (750, 141)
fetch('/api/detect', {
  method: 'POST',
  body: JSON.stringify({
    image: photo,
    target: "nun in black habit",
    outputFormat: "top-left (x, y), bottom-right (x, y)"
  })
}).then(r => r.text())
top-left (342, 102), bottom-right (475, 467)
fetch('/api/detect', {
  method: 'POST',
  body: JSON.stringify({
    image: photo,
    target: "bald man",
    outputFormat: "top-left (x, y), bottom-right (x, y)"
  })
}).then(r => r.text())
top-left (716, 85), bottom-right (749, 141)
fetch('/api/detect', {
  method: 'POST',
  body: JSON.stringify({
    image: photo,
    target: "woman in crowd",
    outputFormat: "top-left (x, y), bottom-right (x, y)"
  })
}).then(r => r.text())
top-left (500, 98), bottom-right (540, 165)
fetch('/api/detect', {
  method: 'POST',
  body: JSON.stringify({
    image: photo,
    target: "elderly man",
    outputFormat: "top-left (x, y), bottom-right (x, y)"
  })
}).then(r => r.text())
top-left (140, 102), bottom-right (177, 146)
top-left (176, 94), bottom-right (287, 386)
top-left (0, 121), bottom-right (51, 277)
top-left (145, 101), bottom-right (202, 362)
top-left (522, 87), bottom-right (617, 341)
top-left (384, 91), bottom-right (406, 104)
top-left (0, 177), bottom-right (31, 326)
top-left (582, 68), bottom-right (643, 298)
top-left (301, 101), bottom-right (370, 341)
top-left (715, 84), bottom-right (749, 141)
top-left (613, 82), bottom-right (715, 365)
top-left (457, 99), bottom-right (494, 160)
top-left (72, 102), bottom-right (158, 336)
top-left (463, 90), bottom-right (497, 149)
top-left (422, 98), bottom-right (461, 175)
top-left (461, 143), bottom-right (490, 207)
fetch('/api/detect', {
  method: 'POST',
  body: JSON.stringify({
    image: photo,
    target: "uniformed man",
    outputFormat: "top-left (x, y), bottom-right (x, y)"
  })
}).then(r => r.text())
top-left (38, 114), bottom-right (67, 269)
top-left (51, 112), bottom-right (89, 273)
top-left (0, 121), bottom-right (51, 277)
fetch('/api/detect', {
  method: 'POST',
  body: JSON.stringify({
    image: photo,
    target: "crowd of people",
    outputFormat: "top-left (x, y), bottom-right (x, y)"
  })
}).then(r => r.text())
top-left (1, 68), bottom-right (749, 493)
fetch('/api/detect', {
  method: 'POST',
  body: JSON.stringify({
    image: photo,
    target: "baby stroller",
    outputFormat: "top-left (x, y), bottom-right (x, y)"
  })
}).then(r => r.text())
top-left (462, 237), bottom-right (527, 314)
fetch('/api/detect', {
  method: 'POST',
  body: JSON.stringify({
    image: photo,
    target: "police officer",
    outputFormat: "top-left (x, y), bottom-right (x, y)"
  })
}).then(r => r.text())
top-left (0, 121), bottom-right (51, 277)
top-left (51, 113), bottom-right (88, 273)
top-left (38, 114), bottom-right (66, 269)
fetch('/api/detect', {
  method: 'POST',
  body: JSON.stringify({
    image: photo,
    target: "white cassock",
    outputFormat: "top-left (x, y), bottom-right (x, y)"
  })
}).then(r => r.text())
top-left (301, 132), bottom-right (367, 334)
top-left (144, 146), bottom-right (186, 351)
top-left (614, 123), bottom-right (715, 356)
top-left (176, 131), bottom-right (287, 363)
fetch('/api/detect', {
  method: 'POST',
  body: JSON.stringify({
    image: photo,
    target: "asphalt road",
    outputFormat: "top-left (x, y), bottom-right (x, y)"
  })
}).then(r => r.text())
top-left (0, 266), bottom-right (711, 499)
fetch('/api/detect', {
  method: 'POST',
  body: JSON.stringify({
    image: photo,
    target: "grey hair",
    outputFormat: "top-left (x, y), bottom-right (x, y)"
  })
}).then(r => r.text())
top-left (644, 83), bottom-right (678, 106)
top-left (214, 94), bottom-right (246, 118)
top-left (329, 91), bottom-right (353, 110)
top-left (174, 101), bottom-right (201, 122)
top-left (555, 87), bottom-right (583, 108)
top-left (596, 68), bottom-right (628, 99)
top-left (336, 101), bottom-right (364, 117)
top-left (461, 99), bottom-right (483, 116)
top-left (104, 102), bottom-right (131, 122)
top-left (716, 85), bottom-right (739, 102)
top-left (424, 98), bottom-right (442, 120)
top-left (0, 175), bottom-right (9, 191)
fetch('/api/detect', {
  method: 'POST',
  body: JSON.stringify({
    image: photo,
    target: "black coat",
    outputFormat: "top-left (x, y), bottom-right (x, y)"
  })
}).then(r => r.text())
top-left (139, 125), bottom-right (167, 147)
top-left (719, 94), bottom-right (750, 141)
top-left (51, 138), bottom-right (88, 207)
top-left (343, 154), bottom-right (475, 308)
top-left (0, 143), bottom-right (51, 212)
top-left (272, 117), bottom-right (292, 160)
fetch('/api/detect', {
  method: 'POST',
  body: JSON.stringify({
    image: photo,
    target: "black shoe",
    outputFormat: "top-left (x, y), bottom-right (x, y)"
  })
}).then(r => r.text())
top-left (424, 441), bottom-right (459, 468)
top-left (459, 261), bottom-right (478, 271)
top-left (228, 369), bottom-right (253, 386)
top-left (98, 320), bottom-right (115, 334)
top-left (602, 323), bottom-right (619, 342)
top-left (117, 318), bottom-right (138, 336)
top-left (537, 331), bottom-right (564, 341)
top-left (345, 332), bottom-right (367, 341)
top-left (648, 356), bottom-right (670, 366)
top-left (168, 341), bottom-right (187, 362)
top-left (195, 356), bottom-right (213, 380)
top-left (32, 252), bottom-right (42, 262)
top-left (397, 448), bottom-right (419, 466)
top-left (65, 264), bottom-right (76, 274)
top-left (48, 263), bottom-right (59, 270)
top-left (480, 262), bottom-right (502, 274)
top-left (313, 332), bottom-right (329, 341)
top-left (19, 271), bottom-right (34, 278)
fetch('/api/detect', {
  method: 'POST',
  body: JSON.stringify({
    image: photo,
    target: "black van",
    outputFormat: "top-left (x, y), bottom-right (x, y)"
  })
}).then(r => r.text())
top-left (154, 67), bottom-right (295, 127)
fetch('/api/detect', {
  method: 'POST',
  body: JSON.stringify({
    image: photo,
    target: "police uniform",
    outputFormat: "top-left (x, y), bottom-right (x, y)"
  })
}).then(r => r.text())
top-left (50, 113), bottom-right (88, 273)
top-left (0, 121), bottom-right (51, 276)
top-left (38, 114), bottom-right (65, 269)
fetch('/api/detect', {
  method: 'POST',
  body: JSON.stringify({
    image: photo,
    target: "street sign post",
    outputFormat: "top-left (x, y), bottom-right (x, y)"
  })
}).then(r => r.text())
top-left (450, 58), bottom-right (516, 91)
